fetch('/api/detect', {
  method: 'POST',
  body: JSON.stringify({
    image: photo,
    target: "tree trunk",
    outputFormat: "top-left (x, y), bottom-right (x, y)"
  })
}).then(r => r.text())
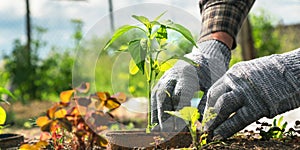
top-left (108, 0), bottom-right (115, 32)
top-left (239, 17), bottom-right (256, 60)
top-left (26, 0), bottom-right (36, 99)
top-left (26, 0), bottom-right (31, 61)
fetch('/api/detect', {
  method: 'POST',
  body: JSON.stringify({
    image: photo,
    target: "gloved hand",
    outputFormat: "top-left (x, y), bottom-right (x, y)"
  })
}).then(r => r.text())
top-left (203, 49), bottom-right (300, 140)
top-left (151, 40), bottom-right (231, 131)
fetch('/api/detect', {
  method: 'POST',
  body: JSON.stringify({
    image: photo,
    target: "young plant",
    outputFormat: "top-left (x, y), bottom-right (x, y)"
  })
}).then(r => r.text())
top-left (20, 83), bottom-right (126, 150)
top-left (103, 12), bottom-right (197, 133)
top-left (165, 106), bottom-right (217, 149)
top-left (256, 116), bottom-right (288, 140)
top-left (165, 107), bottom-right (200, 148)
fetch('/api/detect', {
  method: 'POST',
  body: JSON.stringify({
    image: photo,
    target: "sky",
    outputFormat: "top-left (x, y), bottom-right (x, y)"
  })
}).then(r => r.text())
top-left (0, 0), bottom-right (300, 59)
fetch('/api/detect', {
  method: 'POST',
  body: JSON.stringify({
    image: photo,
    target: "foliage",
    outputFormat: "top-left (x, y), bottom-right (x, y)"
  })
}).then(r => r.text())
top-left (250, 10), bottom-right (281, 57)
top-left (272, 116), bottom-right (288, 138)
top-left (37, 48), bottom-right (74, 100)
top-left (229, 46), bottom-right (243, 67)
top-left (71, 19), bottom-right (84, 46)
top-left (256, 116), bottom-right (290, 140)
top-left (165, 107), bottom-right (200, 147)
top-left (20, 82), bottom-right (126, 149)
top-left (103, 12), bottom-right (197, 133)
top-left (3, 19), bottom-right (82, 102)
top-left (165, 106), bottom-right (219, 149)
top-left (4, 39), bottom-right (37, 102)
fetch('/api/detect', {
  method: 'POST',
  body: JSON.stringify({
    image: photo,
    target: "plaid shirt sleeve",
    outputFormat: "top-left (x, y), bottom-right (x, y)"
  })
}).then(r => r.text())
top-left (199, 0), bottom-right (255, 49)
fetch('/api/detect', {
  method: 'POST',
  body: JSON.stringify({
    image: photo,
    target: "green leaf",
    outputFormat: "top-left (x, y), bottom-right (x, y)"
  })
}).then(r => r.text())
top-left (128, 39), bottom-right (147, 74)
top-left (132, 15), bottom-right (152, 33)
top-left (165, 111), bottom-right (181, 119)
top-left (163, 20), bottom-right (197, 47)
top-left (103, 25), bottom-right (145, 50)
top-left (179, 107), bottom-right (200, 122)
top-left (0, 106), bottom-right (6, 125)
top-left (180, 56), bottom-right (199, 67)
top-left (150, 21), bottom-right (160, 27)
top-left (156, 25), bottom-right (168, 39)
top-left (277, 116), bottom-right (283, 127)
top-left (165, 107), bottom-right (200, 122)
top-left (129, 59), bottom-right (139, 75)
top-left (132, 15), bottom-right (151, 29)
top-left (154, 11), bottom-right (167, 21)
top-left (282, 122), bottom-right (287, 130)
top-left (273, 118), bottom-right (277, 127)
top-left (159, 55), bottom-right (199, 72)
top-left (0, 87), bottom-right (15, 103)
top-left (118, 45), bottom-right (128, 51)
top-left (159, 59), bottom-right (177, 72)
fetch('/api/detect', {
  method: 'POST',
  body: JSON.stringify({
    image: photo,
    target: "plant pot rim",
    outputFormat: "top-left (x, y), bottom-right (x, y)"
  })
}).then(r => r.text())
top-left (106, 129), bottom-right (192, 136)
top-left (0, 133), bottom-right (24, 141)
top-left (0, 133), bottom-right (24, 149)
top-left (106, 130), bottom-right (195, 149)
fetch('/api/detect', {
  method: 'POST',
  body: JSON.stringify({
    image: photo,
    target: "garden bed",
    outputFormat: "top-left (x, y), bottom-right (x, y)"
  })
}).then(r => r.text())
top-left (4, 101), bottom-right (300, 149)
top-left (3, 127), bottom-right (300, 149)
top-left (106, 131), bottom-right (300, 149)
top-left (202, 137), bottom-right (300, 149)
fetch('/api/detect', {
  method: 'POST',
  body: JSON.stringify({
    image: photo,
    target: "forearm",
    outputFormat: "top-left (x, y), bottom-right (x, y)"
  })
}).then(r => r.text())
top-left (198, 0), bottom-right (255, 49)
top-left (200, 32), bottom-right (233, 50)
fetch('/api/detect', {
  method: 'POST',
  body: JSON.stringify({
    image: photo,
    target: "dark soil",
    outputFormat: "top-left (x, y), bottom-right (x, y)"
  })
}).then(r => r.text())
top-left (202, 137), bottom-right (300, 150)
top-left (3, 101), bottom-right (300, 149)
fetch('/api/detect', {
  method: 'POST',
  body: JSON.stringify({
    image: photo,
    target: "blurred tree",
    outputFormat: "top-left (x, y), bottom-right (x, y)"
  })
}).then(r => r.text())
top-left (238, 16), bottom-right (256, 60)
top-left (36, 19), bottom-right (83, 100)
top-left (25, 0), bottom-right (31, 70)
top-left (250, 10), bottom-right (281, 57)
top-left (4, 25), bottom-right (47, 103)
top-left (4, 19), bottom-right (83, 102)
top-left (71, 19), bottom-right (83, 46)
top-left (108, 0), bottom-right (115, 32)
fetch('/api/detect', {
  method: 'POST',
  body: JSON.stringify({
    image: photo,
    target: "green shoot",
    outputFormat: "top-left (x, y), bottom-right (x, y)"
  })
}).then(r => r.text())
top-left (103, 12), bottom-right (197, 133)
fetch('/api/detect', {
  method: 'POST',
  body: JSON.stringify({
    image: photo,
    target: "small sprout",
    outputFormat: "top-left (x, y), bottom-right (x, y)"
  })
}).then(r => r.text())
top-left (165, 107), bottom-right (200, 148)
top-left (256, 116), bottom-right (293, 140)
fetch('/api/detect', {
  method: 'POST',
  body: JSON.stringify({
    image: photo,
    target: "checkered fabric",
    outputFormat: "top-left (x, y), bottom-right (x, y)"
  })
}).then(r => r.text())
top-left (199, 0), bottom-right (255, 49)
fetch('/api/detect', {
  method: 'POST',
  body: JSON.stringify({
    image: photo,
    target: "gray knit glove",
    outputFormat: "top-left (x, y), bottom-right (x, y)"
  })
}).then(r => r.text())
top-left (151, 40), bottom-right (231, 131)
top-left (203, 49), bottom-right (300, 139)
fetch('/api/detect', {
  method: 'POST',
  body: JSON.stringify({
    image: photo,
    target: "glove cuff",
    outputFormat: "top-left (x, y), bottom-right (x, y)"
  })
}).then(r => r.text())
top-left (280, 49), bottom-right (300, 88)
top-left (196, 40), bottom-right (231, 67)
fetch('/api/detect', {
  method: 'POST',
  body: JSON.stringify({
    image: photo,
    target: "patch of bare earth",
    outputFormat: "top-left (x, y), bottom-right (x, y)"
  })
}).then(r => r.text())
top-left (202, 138), bottom-right (300, 150)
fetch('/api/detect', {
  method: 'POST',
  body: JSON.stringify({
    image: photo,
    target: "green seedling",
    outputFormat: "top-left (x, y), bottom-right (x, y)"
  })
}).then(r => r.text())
top-left (272, 116), bottom-right (288, 138)
top-left (166, 106), bottom-right (218, 149)
top-left (256, 116), bottom-right (288, 140)
top-left (165, 107), bottom-right (200, 148)
top-left (103, 12), bottom-right (197, 133)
